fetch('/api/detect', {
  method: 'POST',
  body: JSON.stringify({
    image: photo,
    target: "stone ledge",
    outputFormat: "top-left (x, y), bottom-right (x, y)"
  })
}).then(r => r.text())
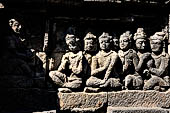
top-left (58, 90), bottom-right (170, 112)
top-left (107, 107), bottom-right (169, 113)
top-left (108, 90), bottom-right (170, 108)
top-left (58, 92), bottom-right (107, 111)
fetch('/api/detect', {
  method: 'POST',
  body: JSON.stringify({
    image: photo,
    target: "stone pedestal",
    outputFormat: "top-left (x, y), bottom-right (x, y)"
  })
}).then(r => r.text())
top-left (107, 107), bottom-right (169, 113)
top-left (108, 90), bottom-right (170, 108)
top-left (58, 90), bottom-right (170, 113)
top-left (58, 92), bottom-right (107, 112)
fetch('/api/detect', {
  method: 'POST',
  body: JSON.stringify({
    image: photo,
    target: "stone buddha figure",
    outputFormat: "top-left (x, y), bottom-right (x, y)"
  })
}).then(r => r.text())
top-left (118, 31), bottom-right (143, 90)
top-left (86, 32), bottom-right (121, 91)
top-left (49, 34), bottom-right (83, 92)
top-left (143, 32), bottom-right (170, 91)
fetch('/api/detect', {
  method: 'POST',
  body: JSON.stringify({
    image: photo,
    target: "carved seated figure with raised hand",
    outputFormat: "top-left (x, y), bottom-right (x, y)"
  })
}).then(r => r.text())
top-left (118, 31), bottom-right (143, 90)
top-left (86, 32), bottom-right (122, 91)
top-left (134, 28), bottom-right (153, 84)
top-left (49, 34), bottom-right (83, 92)
top-left (143, 32), bottom-right (170, 91)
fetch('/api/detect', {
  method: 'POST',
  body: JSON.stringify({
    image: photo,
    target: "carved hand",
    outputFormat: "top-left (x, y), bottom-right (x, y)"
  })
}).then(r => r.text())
top-left (143, 69), bottom-right (150, 76)
top-left (147, 59), bottom-right (154, 68)
top-left (72, 68), bottom-right (81, 75)
top-left (125, 58), bottom-right (133, 66)
top-left (141, 53), bottom-right (151, 60)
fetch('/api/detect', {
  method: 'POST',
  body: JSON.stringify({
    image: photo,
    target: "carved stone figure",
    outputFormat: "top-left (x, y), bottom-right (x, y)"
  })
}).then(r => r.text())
top-left (83, 32), bottom-right (97, 80)
top-left (118, 31), bottom-right (143, 90)
top-left (86, 32), bottom-right (121, 90)
top-left (143, 32), bottom-right (170, 91)
top-left (134, 28), bottom-right (153, 82)
top-left (49, 34), bottom-right (83, 92)
top-left (1, 19), bottom-right (34, 76)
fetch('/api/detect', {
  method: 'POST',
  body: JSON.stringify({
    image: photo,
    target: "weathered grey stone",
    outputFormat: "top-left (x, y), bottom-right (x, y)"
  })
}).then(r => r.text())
top-left (49, 34), bottom-right (83, 90)
top-left (83, 87), bottom-right (102, 93)
top-left (58, 92), bottom-right (107, 111)
top-left (36, 52), bottom-right (47, 73)
top-left (143, 32), bottom-right (170, 91)
top-left (58, 88), bottom-right (72, 93)
top-left (108, 90), bottom-right (170, 108)
top-left (49, 53), bottom-right (64, 71)
top-left (119, 31), bottom-right (143, 90)
top-left (33, 110), bottom-right (56, 113)
top-left (71, 107), bottom-right (105, 113)
top-left (107, 107), bottom-right (168, 113)
top-left (86, 32), bottom-right (121, 89)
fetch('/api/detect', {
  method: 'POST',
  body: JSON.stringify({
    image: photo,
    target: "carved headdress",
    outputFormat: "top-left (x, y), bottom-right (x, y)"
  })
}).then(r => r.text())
top-left (84, 32), bottom-right (97, 52)
top-left (133, 28), bottom-right (147, 40)
top-left (84, 32), bottom-right (96, 40)
top-left (99, 32), bottom-right (112, 41)
top-left (120, 31), bottom-right (132, 41)
top-left (65, 34), bottom-right (79, 44)
top-left (150, 32), bottom-right (165, 41)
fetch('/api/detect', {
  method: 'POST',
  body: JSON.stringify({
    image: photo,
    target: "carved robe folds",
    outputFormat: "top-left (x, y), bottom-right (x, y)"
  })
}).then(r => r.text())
top-left (49, 51), bottom-right (83, 89)
top-left (86, 50), bottom-right (121, 88)
top-left (144, 52), bottom-right (170, 90)
top-left (118, 49), bottom-right (143, 90)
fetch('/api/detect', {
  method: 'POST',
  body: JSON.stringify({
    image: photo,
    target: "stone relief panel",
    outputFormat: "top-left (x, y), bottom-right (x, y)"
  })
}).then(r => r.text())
top-left (48, 18), bottom-right (169, 92)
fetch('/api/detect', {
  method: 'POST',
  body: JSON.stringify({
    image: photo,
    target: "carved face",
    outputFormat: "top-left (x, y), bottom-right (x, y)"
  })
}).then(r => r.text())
top-left (135, 39), bottom-right (146, 50)
top-left (84, 39), bottom-right (96, 52)
top-left (11, 21), bottom-right (21, 33)
top-left (150, 39), bottom-right (162, 52)
top-left (99, 38), bottom-right (110, 50)
top-left (119, 37), bottom-right (130, 50)
top-left (113, 38), bottom-right (119, 48)
top-left (66, 38), bottom-right (79, 51)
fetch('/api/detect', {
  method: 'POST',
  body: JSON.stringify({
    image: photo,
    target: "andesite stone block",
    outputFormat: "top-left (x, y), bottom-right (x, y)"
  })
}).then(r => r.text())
top-left (58, 90), bottom-right (170, 112)
top-left (108, 90), bottom-right (170, 108)
top-left (107, 107), bottom-right (169, 113)
top-left (58, 92), bottom-right (107, 111)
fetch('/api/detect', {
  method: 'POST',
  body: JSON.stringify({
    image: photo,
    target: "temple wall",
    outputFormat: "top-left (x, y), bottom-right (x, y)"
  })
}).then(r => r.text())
top-left (0, 1), bottom-right (170, 113)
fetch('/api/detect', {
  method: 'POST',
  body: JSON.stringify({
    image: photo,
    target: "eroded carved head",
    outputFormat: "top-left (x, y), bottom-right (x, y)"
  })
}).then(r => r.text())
top-left (84, 32), bottom-right (97, 52)
top-left (134, 28), bottom-right (147, 50)
top-left (119, 31), bottom-right (132, 50)
top-left (99, 32), bottom-right (112, 50)
top-left (9, 19), bottom-right (21, 34)
top-left (150, 32), bottom-right (165, 52)
top-left (65, 34), bottom-right (80, 51)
